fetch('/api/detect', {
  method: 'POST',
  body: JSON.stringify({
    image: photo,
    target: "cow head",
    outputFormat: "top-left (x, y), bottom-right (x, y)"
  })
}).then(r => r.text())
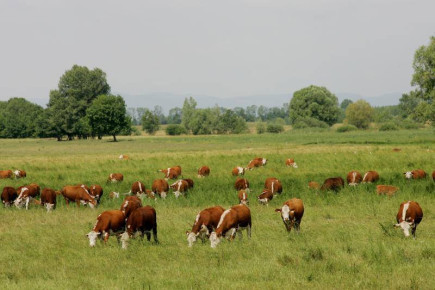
top-left (394, 221), bottom-right (413, 237)
top-left (86, 231), bottom-right (100, 247)
top-left (13, 170), bottom-right (20, 178)
top-left (262, 158), bottom-right (267, 165)
top-left (209, 232), bottom-right (221, 248)
top-left (275, 205), bottom-right (295, 232)
top-left (186, 231), bottom-right (197, 247)
top-left (404, 171), bottom-right (413, 179)
top-left (120, 232), bottom-right (130, 249)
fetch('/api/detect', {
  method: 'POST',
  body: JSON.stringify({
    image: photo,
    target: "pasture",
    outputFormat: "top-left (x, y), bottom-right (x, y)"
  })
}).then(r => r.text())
top-left (1, 129), bottom-right (434, 289)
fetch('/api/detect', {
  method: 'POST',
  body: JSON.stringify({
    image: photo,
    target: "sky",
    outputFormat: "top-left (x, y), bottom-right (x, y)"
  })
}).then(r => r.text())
top-left (0, 0), bottom-right (434, 108)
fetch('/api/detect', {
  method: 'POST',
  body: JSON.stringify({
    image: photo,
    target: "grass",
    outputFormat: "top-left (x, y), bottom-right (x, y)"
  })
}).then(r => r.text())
top-left (0, 129), bottom-right (434, 289)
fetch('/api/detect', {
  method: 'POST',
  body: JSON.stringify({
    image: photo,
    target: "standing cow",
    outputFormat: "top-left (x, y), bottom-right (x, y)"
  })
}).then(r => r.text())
top-left (86, 210), bottom-right (126, 247)
top-left (394, 201), bottom-right (423, 238)
top-left (170, 179), bottom-right (189, 198)
top-left (14, 170), bottom-right (26, 179)
top-left (120, 196), bottom-right (143, 219)
top-left (41, 188), bottom-right (57, 211)
top-left (120, 206), bottom-right (158, 249)
top-left (89, 184), bottom-right (103, 204)
top-left (0, 170), bottom-right (13, 179)
top-left (257, 189), bottom-right (274, 205)
top-left (151, 179), bottom-right (169, 199)
top-left (1, 186), bottom-right (18, 207)
top-left (186, 206), bottom-right (225, 247)
top-left (107, 173), bottom-right (124, 183)
top-left (246, 157), bottom-right (267, 170)
top-left (275, 198), bottom-right (304, 233)
top-left (362, 171), bottom-right (379, 183)
top-left (14, 184), bottom-right (41, 210)
top-left (131, 181), bottom-right (146, 196)
top-left (61, 185), bottom-right (97, 208)
top-left (404, 169), bottom-right (427, 180)
top-left (198, 166), bottom-right (210, 178)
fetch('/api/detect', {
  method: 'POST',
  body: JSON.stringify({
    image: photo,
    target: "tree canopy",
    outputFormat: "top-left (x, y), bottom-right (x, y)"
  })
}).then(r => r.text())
top-left (141, 110), bottom-right (160, 135)
top-left (345, 99), bottom-right (374, 129)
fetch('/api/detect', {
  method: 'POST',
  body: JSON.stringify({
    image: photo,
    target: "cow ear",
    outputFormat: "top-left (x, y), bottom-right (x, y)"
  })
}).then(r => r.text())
top-left (275, 208), bottom-right (282, 212)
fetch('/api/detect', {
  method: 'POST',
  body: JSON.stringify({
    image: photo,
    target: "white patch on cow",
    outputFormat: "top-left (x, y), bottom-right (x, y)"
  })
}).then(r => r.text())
top-left (243, 192), bottom-right (246, 200)
top-left (194, 213), bottom-right (200, 225)
top-left (271, 181), bottom-right (275, 193)
top-left (87, 231), bottom-right (100, 247)
top-left (237, 167), bottom-right (244, 175)
top-left (160, 192), bottom-right (167, 199)
top-left (120, 232), bottom-right (129, 249)
top-left (262, 158), bottom-right (267, 165)
top-left (292, 162), bottom-right (298, 168)
top-left (177, 181), bottom-right (182, 192)
top-left (166, 168), bottom-right (171, 178)
top-left (281, 205), bottom-right (290, 221)
top-left (88, 202), bottom-right (95, 209)
top-left (119, 154), bottom-right (123, 159)
top-left (174, 191), bottom-right (181, 198)
top-left (110, 173), bottom-right (113, 179)
top-left (402, 202), bottom-right (410, 221)
top-left (45, 203), bottom-right (54, 212)
top-left (217, 209), bottom-right (231, 229)
top-left (93, 186), bottom-right (96, 190)
top-left (405, 171), bottom-right (413, 179)
top-left (187, 232), bottom-right (197, 247)
top-left (138, 182), bottom-right (143, 193)
top-left (363, 172), bottom-right (368, 182)
top-left (258, 198), bottom-right (268, 205)
top-left (209, 232), bottom-right (221, 248)
top-left (14, 170), bottom-right (20, 177)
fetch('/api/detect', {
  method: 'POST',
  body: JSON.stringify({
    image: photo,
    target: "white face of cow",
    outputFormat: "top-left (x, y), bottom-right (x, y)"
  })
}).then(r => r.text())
top-left (395, 222), bottom-right (412, 237)
top-left (262, 158), bottom-right (267, 165)
top-left (292, 162), bottom-right (298, 169)
top-left (280, 205), bottom-right (290, 221)
top-left (237, 167), bottom-right (244, 174)
top-left (209, 232), bottom-right (221, 248)
top-left (404, 171), bottom-right (413, 179)
top-left (14, 170), bottom-right (20, 177)
top-left (187, 232), bottom-right (197, 247)
top-left (45, 203), bottom-right (55, 212)
top-left (86, 231), bottom-right (100, 247)
top-left (120, 232), bottom-right (129, 249)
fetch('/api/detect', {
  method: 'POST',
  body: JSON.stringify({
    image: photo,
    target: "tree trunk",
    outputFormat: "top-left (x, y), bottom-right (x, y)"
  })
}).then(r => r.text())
top-left (57, 136), bottom-right (62, 141)
top-left (113, 135), bottom-right (117, 142)
top-left (98, 135), bottom-right (102, 140)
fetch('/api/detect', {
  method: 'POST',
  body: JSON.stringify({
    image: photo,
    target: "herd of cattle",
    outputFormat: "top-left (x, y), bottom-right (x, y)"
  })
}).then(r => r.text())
top-left (1, 157), bottom-right (434, 248)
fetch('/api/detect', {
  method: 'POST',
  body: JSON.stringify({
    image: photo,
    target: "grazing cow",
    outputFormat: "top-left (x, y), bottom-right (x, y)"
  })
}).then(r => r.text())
top-left (170, 179), bottom-right (189, 198)
top-left (1, 186), bottom-right (17, 207)
top-left (41, 188), bottom-right (57, 211)
top-left (151, 179), bottom-right (169, 199)
top-left (107, 173), bottom-right (124, 183)
top-left (210, 204), bottom-right (252, 248)
top-left (89, 184), bottom-right (103, 204)
top-left (145, 189), bottom-right (155, 199)
top-left (257, 189), bottom-right (274, 205)
top-left (246, 157), bottom-right (267, 170)
top-left (120, 196), bottom-right (143, 218)
top-left (121, 206), bottom-right (158, 249)
top-left (394, 201), bottom-right (423, 238)
top-left (285, 158), bottom-right (298, 168)
top-left (234, 177), bottom-right (250, 191)
top-left (275, 198), bottom-right (304, 233)
top-left (264, 177), bottom-right (282, 194)
top-left (232, 166), bottom-right (245, 176)
top-left (186, 206), bottom-right (225, 247)
top-left (198, 166), bottom-right (210, 177)
top-left (308, 181), bottom-right (320, 190)
top-left (131, 181), bottom-right (146, 196)
top-left (119, 154), bottom-right (129, 160)
top-left (362, 171), bottom-right (379, 183)
top-left (376, 185), bottom-right (399, 196)
top-left (61, 185), bottom-right (97, 208)
top-left (0, 170), bottom-right (13, 179)
top-left (159, 166), bottom-right (182, 180)
top-left (321, 177), bottom-right (344, 192)
top-left (347, 171), bottom-right (363, 186)
top-left (404, 169), bottom-right (427, 180)
top-left (183, 178), bottom-right (194, 189)
top-left (14, 184), bottom-right (41, 209)
top-left (238, 190), bottom-right (249, 205)
top-left (14, 170), bottom-right (26, 179)
top-left (86, 210), bottom-right (126, 247)
top-left (392, 148), bottom-right (401, 152)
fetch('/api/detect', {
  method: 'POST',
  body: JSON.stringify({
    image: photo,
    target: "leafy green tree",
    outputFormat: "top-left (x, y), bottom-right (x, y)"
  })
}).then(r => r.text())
top-left (153, 105), bottom-right (167, 124)
top-left (245, 105), bottom-right (257, 122)
top-left (167, 107), bottom-right (182, 124)
top-left (141, 110), bottom-right (160, 135)
top-left (289, 85), bottom-right (340, 126)
top-left (181, 97), bottom-right (197, 132)
top-left (86, 95), bottom-right (130, 141)
top-left (0, 98), bottom-right (43, 138)
top-left (345, 100), bottom-right (374, 129)
top-left (216, 109), bottom-right (248, 134)
top-left (340, 99), bottom-right (353, 110)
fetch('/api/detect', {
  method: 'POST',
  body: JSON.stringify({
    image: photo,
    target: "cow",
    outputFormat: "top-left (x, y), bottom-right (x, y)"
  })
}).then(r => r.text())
top-left (170, 179), bottom-right (189, 198)
top-left (404, 169), bottom-right (427, 180)
top-left (120, 206), bottom-right (158, 249)
top-left (61, 185), bottom-right (97, 208)
top-left (238, 190), bottom-right (249, 205)
top-left (285, 158), bottom-right (298, 168)
top-left (232, 166), bottom-right (245, 176)
top-left (362, 171), bottom-right (379, 183)
top-left (14, 183), bottom-right (41, 209)
top-left (264, 177), bottom-right (282, 194)
top-left (186, 206), bottom-right (225, 247)
top-left (320, 177), bottom-right (344, 192)
top-left (347, 171), bottom-right (363, 186)
top-left (159, 166), bottom-right (182, 180)
top-left (235, 177), bottom-right (250, 191)
top-left (209, 204), bottom-right (252, 248)
top-left (86, 210), bottom-right (126, 247)
top-left (151, 179), bottom-right (169, 199)
top-left (0, 170), bottom-right (13, 179)
top-left (183, 178), bottom-right (194, 189)
top-left (392, 148), bottom-right (401, 152)
top-left (41, 188), bottom-right (57, 211)
top-left (275, 198), bottom-right (304, 233)
top-left (308, 181), bottom-right (320, 190)
top-left (257, 189), bottom-right (274, 205)
top-left (89, 184), bottom-right (103, 204)
top-left (119, 154), bottom-right (129, 160)
top-left (131, 181), bottom-right (146, 196)
top-left (120, 196), bottom-right (143, 219)
top-left (107, 173), bottom-right (124, 183)
top-left (14, 170), bottom-right (26, 179)
top-left (246, 157), bottom-right (267, 170)
top-left (394, 201), bottom-right (423, 238)
top-left (1, 186), bottom-right (17, 207)
top-left (198, 166), bottom-right (210, 178)
top-left (376, 185), bottom-right (399, 196)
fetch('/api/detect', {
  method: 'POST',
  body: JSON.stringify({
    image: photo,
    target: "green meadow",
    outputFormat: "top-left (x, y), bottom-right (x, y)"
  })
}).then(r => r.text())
top-left (0, 129), bottom-right (434, 289)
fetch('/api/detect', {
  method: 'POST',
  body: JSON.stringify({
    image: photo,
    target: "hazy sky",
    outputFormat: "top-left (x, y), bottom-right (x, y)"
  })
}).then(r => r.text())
top-left (1, 0), bottom-right (434, 105)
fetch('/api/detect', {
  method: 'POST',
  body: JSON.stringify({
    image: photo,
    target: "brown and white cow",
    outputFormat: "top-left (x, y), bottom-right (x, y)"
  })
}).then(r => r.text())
top-left (238, 190), bottom-right (249, 205)
top-left (404, 169), bottom-right (427, 180)
top-left (14, 170), bottom-right (26, 179)
top-left (198, 166), bottom-right (210, 178)
top-left (120, 196), bottom-right (143, 219)
top-left (86, 210), bottom-right (126, 247)
top-left (107, 173), bottom-right (124, 183)
top-left (41, 188), bottom-right (57, 211)
top-left (209, 204), bottom-right (251, 248)
top-left (246, 157), bottom-right (267, 170)
top-left (235, 177), bottom-right (250, 191)
top-left (0, 170), bottom-right (13, 179)
top-left (320, 177), bottom-right (344, 192)
top-left (159, 166), bottom-right (182, 180)
top-left (15, 183), bottom-right (41, 209)
top-left (232, 166), bottom-right (245, 176)
top-left (170, 179), bottom-right (189, 198)
top-left (264, 177), bottom-right (282, 194)
top-left (257, 189), bottom-right (274, 205)
top-left (120, 206), bottom-right (158, 249)
top-left (394, 201), bottom-right (423, 238)
top-left (187, 206), bottom-right (225, 247)
top-left (131, 181), bottom-right (146, 196)
top-left (89, 184), bottom-right (103, 204)
top-left (183, 178), bottom-right (194, 189)
top-left (119, 154), bottom-right (129, 160)
top-left (308, 181), bottom-right (320, 190)
top-left (275, 198), bottom-right (304, 233)
top-left (362, 171), bottom-right (379, 183)
top-left (347, 171), bottom-right (362, 186)
top-left (376, 185), bottom-right (399, 196)
top-left (1, 186), bottom-right (17, 207)
top-left (285, 158), bottom-right (298, 168)
top-left (61, 185), bottom-right (97, 208)
top-left (151, 179), bottom-right (169, 199)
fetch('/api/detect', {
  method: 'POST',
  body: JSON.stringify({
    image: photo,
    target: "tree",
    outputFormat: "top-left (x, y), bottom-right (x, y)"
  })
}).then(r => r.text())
top-left (0, 98), bottom-right (43, 138)
top-left (167, 107), bottom-right (182, 124)
top-left (340, 99), bottom-right (353, 110)
top-left (289, 85), bottom-right (340, 126)
top-left (345, 99), bottom-right (374, 129)
top-left (181, 97), bottom-right (197, 132)
top-left (245, 105), bottom-right (257, 122)
top-left (153, 105), bottom-right (167, 124)
top-left (86, 95), bottom-right (130, 141)
top-left (141, 110), bottom-right (160, 135)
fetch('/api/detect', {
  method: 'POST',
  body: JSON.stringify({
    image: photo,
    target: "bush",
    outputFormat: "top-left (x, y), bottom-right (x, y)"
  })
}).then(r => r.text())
top-left (266, 123), bottom-right (284, 133)
top-left (398, 119), bottom-right (422, 130)
top-left (292, 117), bottom-right (329, 129)
top-left (336, 125), bottom-right (358, 132)
top-left (256, 122), bottom-right (266, 134)
top-left (379, 122), bottom-right (399, 131)
top-left (165, 124), bottom-right (187, 135)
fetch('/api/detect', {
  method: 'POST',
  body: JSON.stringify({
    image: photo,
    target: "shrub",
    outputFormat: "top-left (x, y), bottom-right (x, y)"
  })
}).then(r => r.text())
top-left (256, 122), bottom-right (266, 134)
top-left (398, 119), bottom-right (422, 130)
top-left (292, 117), bottom-right (329, 129)
top-left (336, 125), bottom-right (358, 133)
top-left (266, 123), bottom-right (284, 133)
top-left (165, 124), bottom-right (187, 135)
top-left (379, 122), bottom-right (399, 131)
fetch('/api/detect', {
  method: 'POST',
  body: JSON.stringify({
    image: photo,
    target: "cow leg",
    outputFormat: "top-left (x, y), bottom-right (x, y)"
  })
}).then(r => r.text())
top-left (153, 226), bottom-right (159, 244)
top-left (103, 232), bottom-right (109, 243)
top-left (25, 197), bottom-right (30, 210)
top-left (145, 231), bottom-right (151, 241)
top-left (412, 225), bottom-right (417, 239)
top-left (247, 224), bottom-right (251, 239)
top-left (76, 200), bottom-right (81, 207)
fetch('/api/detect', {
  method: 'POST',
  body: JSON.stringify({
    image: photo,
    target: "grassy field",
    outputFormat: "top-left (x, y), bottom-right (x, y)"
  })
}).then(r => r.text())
top-left (0, 129), bottom-right (434, 289)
